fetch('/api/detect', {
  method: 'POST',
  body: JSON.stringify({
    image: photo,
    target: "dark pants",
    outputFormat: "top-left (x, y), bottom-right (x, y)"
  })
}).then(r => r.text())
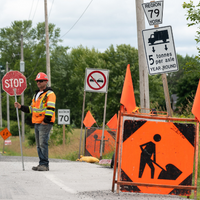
top-left (34, 124), bottom-right (53, 167)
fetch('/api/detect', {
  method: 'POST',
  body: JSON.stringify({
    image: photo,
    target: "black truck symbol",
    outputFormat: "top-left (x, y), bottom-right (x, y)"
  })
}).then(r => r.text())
top-left (148, 30), bottom-right (169, 45)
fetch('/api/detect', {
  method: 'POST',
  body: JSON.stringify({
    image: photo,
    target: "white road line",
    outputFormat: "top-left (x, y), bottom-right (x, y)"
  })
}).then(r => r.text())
top-left (44, 173), bottom-right (77, 194)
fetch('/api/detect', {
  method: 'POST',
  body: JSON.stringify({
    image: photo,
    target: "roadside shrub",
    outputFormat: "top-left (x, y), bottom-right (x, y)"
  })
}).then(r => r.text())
top-left (10, 121), bottom-right (31, 136)
top-left (27, 133), bottom-right (35, 146)
top-left (49, 124), bottom-right (73, 146)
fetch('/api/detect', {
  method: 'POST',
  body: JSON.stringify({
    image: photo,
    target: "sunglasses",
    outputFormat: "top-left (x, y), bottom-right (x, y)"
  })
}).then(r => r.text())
top-left (36, 80), bottom-right (45, 83)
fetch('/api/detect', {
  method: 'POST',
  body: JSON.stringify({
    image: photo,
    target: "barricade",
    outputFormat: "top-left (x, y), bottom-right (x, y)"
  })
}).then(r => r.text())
top-left (84, 127), bottom-right (116, 158)
top-left (112, 107), bottom-right (199, 199)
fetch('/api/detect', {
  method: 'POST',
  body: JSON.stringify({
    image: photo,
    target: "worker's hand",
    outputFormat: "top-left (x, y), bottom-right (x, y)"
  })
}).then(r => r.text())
top-left (14, 102), bottom-right (21, 109)
top-left (41, 121), bottom-right (48, 125)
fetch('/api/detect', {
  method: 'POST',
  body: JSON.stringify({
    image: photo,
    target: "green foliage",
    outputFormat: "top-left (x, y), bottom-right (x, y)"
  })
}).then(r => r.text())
top-left (1, 20), bottom-right (199, 128)
top-left (49, 124), bottom-right (73, 146)
top-left (9, 120), bottom-right (31, 136)
top-left (0, 20), bottom-right (62, 125)
top-left (176, 73), bottom-right (199, 112)
top-left (27, 132), bottom-right (35, 146)
top-left (64, 151), bottom-right (79, 161)
top-left (183, 1), bottom-right (200, 57)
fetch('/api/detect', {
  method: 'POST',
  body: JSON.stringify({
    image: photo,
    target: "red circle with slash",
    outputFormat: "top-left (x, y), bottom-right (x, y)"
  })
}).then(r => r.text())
top-left (87, 71), bottom-right (106, 90)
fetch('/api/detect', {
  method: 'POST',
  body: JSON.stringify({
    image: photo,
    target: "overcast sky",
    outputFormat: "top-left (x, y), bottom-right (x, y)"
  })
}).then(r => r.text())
top-left (0, 0), bottom-right (199, 57)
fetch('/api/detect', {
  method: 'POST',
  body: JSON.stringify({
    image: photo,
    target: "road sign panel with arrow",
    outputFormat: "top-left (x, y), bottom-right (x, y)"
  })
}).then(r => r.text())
top-left (142, 26), bottom-right (179, 75)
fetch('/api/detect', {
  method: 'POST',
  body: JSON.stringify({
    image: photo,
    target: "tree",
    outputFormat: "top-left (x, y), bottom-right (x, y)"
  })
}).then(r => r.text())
top-left (101, 44), bottom-right (140, 118)
top-left (167, 54), bottom-right (200, 112)
top-left (183, 1), bottom-right (200, 57)
top-left (0, 20), bottom-right (62, 124)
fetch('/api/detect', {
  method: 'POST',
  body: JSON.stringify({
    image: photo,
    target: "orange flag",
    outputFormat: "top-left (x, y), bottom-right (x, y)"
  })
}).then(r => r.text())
top-left (83, 111), bottom-right (96, 128)
top-left (120, 64), bottom-right (136, 113)
top-left (106, 114), bottom-right (118, 131)
top-left (192, 80), bottom-right (200, 121)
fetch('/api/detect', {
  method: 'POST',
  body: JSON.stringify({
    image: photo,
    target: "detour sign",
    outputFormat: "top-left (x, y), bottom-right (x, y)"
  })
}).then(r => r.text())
top-left (85, 128), bottom-right (115, 158)
top-left (121, 120), bottom-right (195, 195)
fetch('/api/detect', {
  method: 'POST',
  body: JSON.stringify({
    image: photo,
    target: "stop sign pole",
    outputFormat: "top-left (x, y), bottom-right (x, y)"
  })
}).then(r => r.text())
top-left (2, 71), bottom-right (26, 171)
top-left (14, 88), bottom-right (25, 171)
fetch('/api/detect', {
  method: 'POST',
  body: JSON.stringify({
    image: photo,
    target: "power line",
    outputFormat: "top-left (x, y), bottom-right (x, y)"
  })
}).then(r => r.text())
top-left (28, 0), bottom-right (35, 20)
top-left (49, 0), bottom-right (55, 18)
top-left (61, 0), bottom-right (93, 38)
top-left (32, 0), bottom-right (40, 22)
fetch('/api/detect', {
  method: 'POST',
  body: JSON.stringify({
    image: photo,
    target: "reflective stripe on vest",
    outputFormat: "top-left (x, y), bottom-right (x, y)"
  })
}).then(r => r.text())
top-left (31, 90), bottom-right (56, 123)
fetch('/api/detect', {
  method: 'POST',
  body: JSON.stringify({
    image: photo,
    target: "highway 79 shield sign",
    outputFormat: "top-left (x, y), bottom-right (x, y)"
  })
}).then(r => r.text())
top-left (58, 109), bottom-right (70, 125)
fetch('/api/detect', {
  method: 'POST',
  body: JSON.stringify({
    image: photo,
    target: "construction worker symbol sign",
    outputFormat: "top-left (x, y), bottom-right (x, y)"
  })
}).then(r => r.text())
top-left (84, 68), bottom-right (109, 93)
top-left (121, 120), bottom-right (195, 196)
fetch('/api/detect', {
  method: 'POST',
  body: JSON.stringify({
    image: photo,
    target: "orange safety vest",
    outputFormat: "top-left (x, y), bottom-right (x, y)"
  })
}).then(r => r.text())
top-left (29, 90), bottom-right (56, 124)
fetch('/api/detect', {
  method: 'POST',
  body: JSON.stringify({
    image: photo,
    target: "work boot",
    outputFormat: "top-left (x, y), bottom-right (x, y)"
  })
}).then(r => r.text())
top-left (32, 165), bottom-right (40, 171)
top-left (37, 165), bottom-right (49, 171)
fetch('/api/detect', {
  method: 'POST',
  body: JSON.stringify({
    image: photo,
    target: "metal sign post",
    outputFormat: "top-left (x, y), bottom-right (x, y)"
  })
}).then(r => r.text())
top-left (14, 89), bottom-right (25, 171)
top-left (79, 68), bottom-right (109, 159)
top-left (79, 91), bottom-right (86, 159)
top-left (99, 92), bottom-right (108, 160)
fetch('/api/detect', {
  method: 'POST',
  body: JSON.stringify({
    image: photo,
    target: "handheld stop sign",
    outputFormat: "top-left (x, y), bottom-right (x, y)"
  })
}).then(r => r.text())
top-left (2, 70), bottom-right (26, 171)
top-left (2, 71), bottom-right (27, 96)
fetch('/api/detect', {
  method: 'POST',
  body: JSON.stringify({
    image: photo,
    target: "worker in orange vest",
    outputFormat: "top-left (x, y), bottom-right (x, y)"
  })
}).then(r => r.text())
top-left (14, 72), bottom-right (56, 171)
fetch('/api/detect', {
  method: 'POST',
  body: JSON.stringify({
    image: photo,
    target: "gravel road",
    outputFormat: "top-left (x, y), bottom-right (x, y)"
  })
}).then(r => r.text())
top-left (0, 155), bottom-right (191, 200)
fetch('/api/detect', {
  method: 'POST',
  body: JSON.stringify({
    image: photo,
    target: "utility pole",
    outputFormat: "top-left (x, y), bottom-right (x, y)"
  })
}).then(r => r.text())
top-left (44, 0), bottom-right (51, 86)
top-left (6, 62), bottom-right (10, 131)
top-left (135, 0), bottom-right (150, 111)
top-left (153, 23), bottom-right (172, 117)
top-left (21, 32), bottom-right (25, 141)
top-left (0, 72), bottom-right (2, 128)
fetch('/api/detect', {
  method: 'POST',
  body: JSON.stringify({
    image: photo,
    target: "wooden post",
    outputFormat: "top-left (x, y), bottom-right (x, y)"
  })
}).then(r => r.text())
top-left (21, 32), bottom-right (25, 142)
top-left (162, 74), bottom-right (173, 117)
top-left (154, 17), bottom-right (172, 117)
top-left (135, 0), bottom-right (150, 112)
top-left (6, 62), bottom-right (10, 131)
top-left (2, 140), bottom-right (5, 154)
top-left (44, 0), bottom-right (51, 86)
top-left (63, 124), bottom-right (65, 146)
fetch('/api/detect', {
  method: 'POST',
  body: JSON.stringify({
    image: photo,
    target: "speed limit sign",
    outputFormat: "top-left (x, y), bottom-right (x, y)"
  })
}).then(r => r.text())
top-left (58, 109), bottom-right (70, 125)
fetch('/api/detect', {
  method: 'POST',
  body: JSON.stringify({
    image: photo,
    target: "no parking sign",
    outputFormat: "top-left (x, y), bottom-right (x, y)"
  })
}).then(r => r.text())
top-left (84, 68), bottom-right (109, 93)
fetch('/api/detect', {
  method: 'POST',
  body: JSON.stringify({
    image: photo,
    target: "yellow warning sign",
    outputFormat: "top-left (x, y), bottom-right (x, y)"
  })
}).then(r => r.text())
top-left (0, 128), bottom-right (12, 140)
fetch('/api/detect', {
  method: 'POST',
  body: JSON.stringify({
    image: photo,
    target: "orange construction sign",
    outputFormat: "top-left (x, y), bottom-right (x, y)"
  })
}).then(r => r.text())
top-left (83, 111), bottom-right (96, 128)
top-left (85, 128), bottom-right (115, 158)
top-left (121, 120), bottom-right (195, 195)
top-left (106, 114), bottom-right (118, 131)
top-left (0, 128), bottom-right (12, 140)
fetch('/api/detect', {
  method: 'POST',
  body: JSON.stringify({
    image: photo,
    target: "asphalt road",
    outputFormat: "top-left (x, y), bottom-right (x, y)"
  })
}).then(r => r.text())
top-left (0, 155), bottom-right (189, 200)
